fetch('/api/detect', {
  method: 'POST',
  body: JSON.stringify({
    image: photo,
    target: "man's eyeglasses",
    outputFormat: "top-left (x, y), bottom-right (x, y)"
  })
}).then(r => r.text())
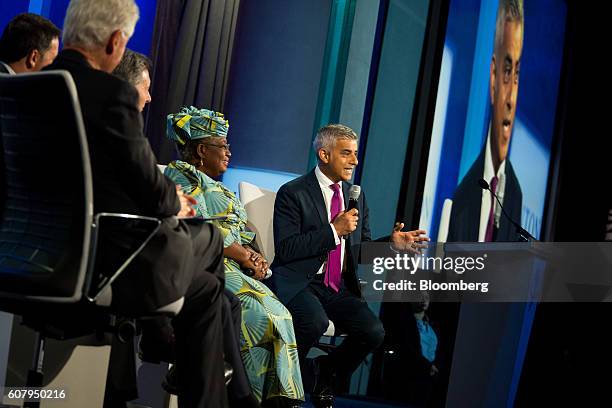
top-left (201, 143), bottom-right (231, 152)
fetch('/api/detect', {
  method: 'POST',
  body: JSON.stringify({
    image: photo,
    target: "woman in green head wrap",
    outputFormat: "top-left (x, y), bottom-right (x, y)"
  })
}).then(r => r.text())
top-left (165, 106), bottom-right (304, 407)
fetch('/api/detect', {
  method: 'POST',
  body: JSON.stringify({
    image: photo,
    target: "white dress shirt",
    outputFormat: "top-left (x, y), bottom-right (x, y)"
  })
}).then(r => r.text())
top-left (0, 61), bottom-right (16, 75)
top-left (478, 129), bottom-right (507, 242)
top-left (315, 165), bottom-right (345, 274)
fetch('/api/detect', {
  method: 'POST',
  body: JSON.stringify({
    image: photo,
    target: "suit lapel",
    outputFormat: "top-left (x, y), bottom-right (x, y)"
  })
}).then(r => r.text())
top-left (497, 160), bottom-right (519, 241)
top-left (467, 151), bottom-right (486, 241)
top-left (342, 182), bottom-right (350, 210)
top-left (305, 170), bottom-right (329, 226)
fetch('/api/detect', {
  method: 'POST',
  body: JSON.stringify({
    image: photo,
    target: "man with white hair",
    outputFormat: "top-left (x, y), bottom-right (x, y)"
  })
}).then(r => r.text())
top-left (45, 1), bottom-right (228, 406)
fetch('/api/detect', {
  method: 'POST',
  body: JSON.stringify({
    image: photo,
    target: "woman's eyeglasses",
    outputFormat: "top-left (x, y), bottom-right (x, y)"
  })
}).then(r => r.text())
top-left (201, 143), bottom-right (230, 152)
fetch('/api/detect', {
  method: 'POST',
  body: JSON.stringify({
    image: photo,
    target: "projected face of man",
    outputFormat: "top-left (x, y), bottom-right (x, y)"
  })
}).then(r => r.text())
top-left (489, 19), bottom-right (523, 172)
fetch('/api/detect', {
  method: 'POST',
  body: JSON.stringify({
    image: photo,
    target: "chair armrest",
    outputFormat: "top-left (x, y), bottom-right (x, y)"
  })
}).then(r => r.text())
top-left (85, 213), bottom-right (161, 303)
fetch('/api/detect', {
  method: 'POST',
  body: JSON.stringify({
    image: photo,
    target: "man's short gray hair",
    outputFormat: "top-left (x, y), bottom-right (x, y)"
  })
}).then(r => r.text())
top-left (63, 0), bottom-right (139, 50)
top-left (113, 49), bottom-right (152, 86)
top-left (313, 124), bottom-right (358, 159)
top-left (494, 0), bottom-right (524, 57)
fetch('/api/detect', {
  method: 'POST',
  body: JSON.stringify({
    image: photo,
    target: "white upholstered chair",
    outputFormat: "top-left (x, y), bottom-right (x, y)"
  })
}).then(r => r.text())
top-left (239, 182), bottom-right (337, 337)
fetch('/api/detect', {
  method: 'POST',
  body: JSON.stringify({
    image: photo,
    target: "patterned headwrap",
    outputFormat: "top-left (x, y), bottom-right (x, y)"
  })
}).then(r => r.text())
top-left (167, 106), bottom-right (229, 145)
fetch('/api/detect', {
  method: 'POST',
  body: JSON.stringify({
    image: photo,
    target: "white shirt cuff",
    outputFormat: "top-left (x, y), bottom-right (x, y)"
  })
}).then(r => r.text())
top-left (330, 223), bottom-right (341, 245)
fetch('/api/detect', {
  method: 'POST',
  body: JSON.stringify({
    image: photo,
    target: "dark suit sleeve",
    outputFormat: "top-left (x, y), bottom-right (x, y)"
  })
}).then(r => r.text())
top-left (353, 192), bottom-right (374, 264)
top-left (361, 192), bottom-right (372, 243)
top-left (273, 184), bottom-right (336, 264)
top-left (102, 84), bottom-right (179, 217)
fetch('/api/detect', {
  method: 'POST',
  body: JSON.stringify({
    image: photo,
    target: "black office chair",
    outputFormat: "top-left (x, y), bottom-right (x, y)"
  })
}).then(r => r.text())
top-left (0, 71), bottom-right (162, 407)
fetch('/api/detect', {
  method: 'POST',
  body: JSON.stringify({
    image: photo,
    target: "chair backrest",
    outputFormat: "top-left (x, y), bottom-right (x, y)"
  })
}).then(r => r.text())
top-left (239, 181), bottom-right (277, 263)
top-left (0, 71), bottom-right (93, 304)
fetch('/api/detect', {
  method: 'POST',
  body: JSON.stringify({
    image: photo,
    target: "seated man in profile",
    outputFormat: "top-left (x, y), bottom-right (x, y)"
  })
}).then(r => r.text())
top-left (112, 48), bottom-right (151, 112)
top-left (0, 13), bottom-right (59, 74)
top-left (45, 0), bottom-right (228, 406)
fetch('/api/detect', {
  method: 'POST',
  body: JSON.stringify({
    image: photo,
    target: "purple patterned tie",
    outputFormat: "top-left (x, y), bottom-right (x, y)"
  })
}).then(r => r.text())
top-left (484, 176), bottom-right (499, 242)
top-left (325, 183), bottom-right (342, 292)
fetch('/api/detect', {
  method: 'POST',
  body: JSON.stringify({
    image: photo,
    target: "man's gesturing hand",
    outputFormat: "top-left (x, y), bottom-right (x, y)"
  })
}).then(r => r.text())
top-left (391, 223), bottom-right (429, 253)
top-left (332, 208), bottom-right (359, 237)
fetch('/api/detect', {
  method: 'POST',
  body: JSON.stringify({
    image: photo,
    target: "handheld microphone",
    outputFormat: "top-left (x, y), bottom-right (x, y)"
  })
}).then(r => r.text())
top-left (347, 185), bottom-right (361, 212)
top-left (343, 185), bottom-right (361, 239)
top-left (478, 178), bottom-right (537, 242)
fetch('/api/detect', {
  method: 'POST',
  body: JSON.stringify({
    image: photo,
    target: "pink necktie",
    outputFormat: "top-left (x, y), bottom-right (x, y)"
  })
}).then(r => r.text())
top-left (325, 184), bottom-right (342, 292)
top-left (484, 176), bottom-right (499, 242)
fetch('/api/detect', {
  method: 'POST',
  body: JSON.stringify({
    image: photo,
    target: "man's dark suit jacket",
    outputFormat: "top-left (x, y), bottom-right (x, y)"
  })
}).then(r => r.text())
top-left (269, 169), bottom-right (371, 304)
top-left (46, 50), bottom-right (193, 314)
top-left (447, 148), bottom-right (523, 242)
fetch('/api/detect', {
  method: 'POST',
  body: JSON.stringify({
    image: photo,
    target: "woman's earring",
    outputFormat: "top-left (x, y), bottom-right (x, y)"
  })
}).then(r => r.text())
top-left (199, 157), bottom-right (204, 167)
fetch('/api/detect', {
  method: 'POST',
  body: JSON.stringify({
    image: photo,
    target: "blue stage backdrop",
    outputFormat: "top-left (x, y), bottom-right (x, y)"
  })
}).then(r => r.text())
top-left (0, 1), bottom-right (29, 33)
top-left (419, 0), bottom-right (567, 241)
top-left (224, 0), bottom-right (331, 176)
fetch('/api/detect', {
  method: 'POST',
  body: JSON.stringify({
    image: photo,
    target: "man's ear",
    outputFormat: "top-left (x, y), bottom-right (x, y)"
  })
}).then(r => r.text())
top-left (318, 148), bottom-right (329, 164)
top-left (105, 30), bottom-right (123, 55)
top-left (25, 49), bottom-right (39, 70)
top-left (489, 55), bottom-right (496, 106)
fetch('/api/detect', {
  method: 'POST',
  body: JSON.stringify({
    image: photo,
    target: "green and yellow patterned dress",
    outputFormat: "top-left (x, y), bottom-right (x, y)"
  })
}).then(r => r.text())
top-left (165, 160), bottom-right (304, 403)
